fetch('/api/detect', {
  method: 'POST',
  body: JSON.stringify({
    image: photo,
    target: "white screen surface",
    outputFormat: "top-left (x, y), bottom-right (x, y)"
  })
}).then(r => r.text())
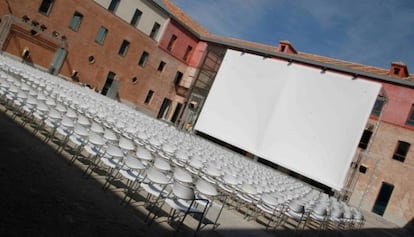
top-left (195, 49), bottom-right (381, 190)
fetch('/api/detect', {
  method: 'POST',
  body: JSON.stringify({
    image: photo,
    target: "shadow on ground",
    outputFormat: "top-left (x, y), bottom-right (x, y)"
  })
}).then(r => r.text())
top-left (0, 111), bottom-right (412, 237)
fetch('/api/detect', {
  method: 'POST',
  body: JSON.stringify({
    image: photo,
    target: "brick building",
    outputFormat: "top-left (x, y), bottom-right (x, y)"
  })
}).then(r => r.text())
top-left (0, 0), bottom-right (413, 228)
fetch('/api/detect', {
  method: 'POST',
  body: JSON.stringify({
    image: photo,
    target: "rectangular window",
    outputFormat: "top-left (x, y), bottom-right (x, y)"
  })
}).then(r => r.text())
top-left (167, 34), bottom-right (177, 51)
top-left (118, 40), bottom-right (130, 57)
top-left (108, 0), bottom-right (120, 12)
top-left (157, 61), bottom-right (166, 72)
top-left (174, 71), bottom-right (183, 85)
top-left (130, 9), bottom-right (142, 27)
top-left (38, 0), bottom-right (54, 15)
top-left (358, 129), bottom-right (373, 150)
top-left (406, 104), bottom-right (414, 126)
top-left (68, 12), bottom-right (83, 31)
top-left (95, 26), bottom-right (108, 45)
top-left (144, 90), bottom-right (154, 104)
top-left (149, 22), bottom-right (160, 39)
top-left (392, 141), bottom-right (410, 162)
top-left (183, 45), bottom-right (193, 61)
top-left (371, 94), bottom-right (385, 117)
top-left (393, 67), bottom-right (401, 75)
top-left (138, 51), bottom-right (149, 67)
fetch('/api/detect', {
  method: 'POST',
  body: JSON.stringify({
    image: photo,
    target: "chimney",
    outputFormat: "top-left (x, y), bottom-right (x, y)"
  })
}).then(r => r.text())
top-left (388, 61), bottom-right (409, 78)
top-left (278, 41), bottom-right (297, 54)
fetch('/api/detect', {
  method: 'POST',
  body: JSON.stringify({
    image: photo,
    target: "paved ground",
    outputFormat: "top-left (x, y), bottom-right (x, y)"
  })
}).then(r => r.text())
top-left (0, 107), bottom-right (412, 237)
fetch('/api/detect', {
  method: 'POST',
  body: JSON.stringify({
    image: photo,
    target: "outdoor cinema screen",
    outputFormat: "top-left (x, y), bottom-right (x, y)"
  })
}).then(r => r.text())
top-left (195, 49), bottom-right (381, 190)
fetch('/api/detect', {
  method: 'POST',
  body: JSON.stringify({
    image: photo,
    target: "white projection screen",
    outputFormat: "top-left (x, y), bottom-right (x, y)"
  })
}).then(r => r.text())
top-left (195, 49), bottom-right (382, 190)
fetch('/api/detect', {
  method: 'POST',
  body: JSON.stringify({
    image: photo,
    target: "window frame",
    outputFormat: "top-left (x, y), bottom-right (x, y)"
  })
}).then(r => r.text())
top-left (183, 45), bottom-right (193, 61)
top-left (174, 71), bottom-right (183, 86)
top-left (130, 9), bottom-right (142, 27)
top-left (149, 22), bottom-right (161, 40)
top-left (405, 104), bottom-right (414, 126)
top-left (38, 0), bottom-right (54, 15)
top-left (167, 34), bottom-right (177, 51)
top-left (68, 11), bottom-right (83, 32)
top-left (138, 51), bottom-right (149, 67)
top-left (392, 140), bottom-right (410, 162)
top-left (157, 61), bottom-right (166, 72)
top-left (118, 40), bottom-right (130, 57)
top-left (108, 0), bottom-right (120, 12)
top-left (371, 94), bottom-right (386, 117)
top-left (95, 26), bottom-right (108, 45)
top-left (144, 90), bottom-right (154, 104)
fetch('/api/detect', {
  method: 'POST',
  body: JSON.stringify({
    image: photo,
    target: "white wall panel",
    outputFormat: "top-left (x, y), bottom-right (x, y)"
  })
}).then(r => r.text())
top-left (195, 49), bottom-right (381, 190)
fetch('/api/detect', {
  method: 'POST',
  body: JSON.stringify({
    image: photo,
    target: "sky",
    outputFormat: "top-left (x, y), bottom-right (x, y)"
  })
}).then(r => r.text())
top-left (171, 0), bottom-right (414, 70)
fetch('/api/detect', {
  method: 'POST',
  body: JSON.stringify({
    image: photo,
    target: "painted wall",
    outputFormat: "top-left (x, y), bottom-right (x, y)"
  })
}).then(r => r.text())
top-left (94, 0), bottom-right (169, 42)
top-left (159, 19), bottom-right (205, 67)
top-left (381, 82), bottom-right (414, 128)
top-left (0, 0), bottom-right (193, 118)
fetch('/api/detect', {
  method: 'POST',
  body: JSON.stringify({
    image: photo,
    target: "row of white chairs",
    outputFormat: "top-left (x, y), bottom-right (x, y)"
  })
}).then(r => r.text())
top-left (0, 54), bottom-right (365, 232)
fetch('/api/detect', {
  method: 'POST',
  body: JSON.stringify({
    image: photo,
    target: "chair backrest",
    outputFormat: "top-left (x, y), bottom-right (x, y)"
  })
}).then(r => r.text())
top-left (173, 167), bottom-right (193, 183)
top-left (154, 157), bottom-right (171, 172)
top-left (289, 201), bottom-right (304, 213)
top-left (171, 181), bottom-right (195, 200)
top-left (146, 167), bottom-right (170, 185)
top-left (196, 179), bottom-right (218, 197)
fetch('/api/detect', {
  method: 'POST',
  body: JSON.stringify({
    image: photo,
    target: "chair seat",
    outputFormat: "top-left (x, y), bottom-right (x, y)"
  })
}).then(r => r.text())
top-left (165, 197), bottom-right (201, 214)
top-left (119, 169), bottom-right (145, 182)
top-left (84, 144), bottom-right (103, 156)
top-left (100, 157), bottom-right (121, 169)
top-left (286, 209), bottom-right (304, 220)
top-left (141, 183), bottom-right (170, 198)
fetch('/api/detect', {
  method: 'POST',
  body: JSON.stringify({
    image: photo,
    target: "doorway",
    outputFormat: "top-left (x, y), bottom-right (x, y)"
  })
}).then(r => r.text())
top-left (170, 103), bottom-right (183, 124)
top-left (372, 182), bottom-right (394, 216)
top-left (157, 98), bottom-right (172, 119)
top-left (101, 71), bottom-right (116, 95)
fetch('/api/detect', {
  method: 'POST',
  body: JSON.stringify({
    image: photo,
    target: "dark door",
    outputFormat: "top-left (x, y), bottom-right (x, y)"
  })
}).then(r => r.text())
top-left (372, 182), bottom-right (394, 216)
top-left (101, 71), bottom-right (115, 95)
top-left (157, 98), bottom-right (172, 119)
top-left (170, 103), bottom-right (183, 124)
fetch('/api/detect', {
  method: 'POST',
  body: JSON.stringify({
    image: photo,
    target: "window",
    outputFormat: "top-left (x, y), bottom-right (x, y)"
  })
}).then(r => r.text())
top-left (38, 0), bottom-right (54, 15)
top-left (371, 94), bottom-right (385, 117)
top-left (138, 51), bottom-right (149, 67)
top-left (131, 77), bottom-right (138, 84)
top-left (144, 90), bottom-right (154, 104)
top-left (167, 34), bottom-right (177, 51)
top-left (108, 0), bottom-right (120, 12)
top-left (174, 71), bottom-right (183, 85)
top-left (406, 104), bottom-right (414, 126)
top-left (118, 40), bottom-right (130, 56)
top-left (359, 165), bottom-right (367, 174)
top-left (68, 12), bottom-right (83, 31)
top-left (392, 141), bottom-right (410, 162)
top-left (157, 61), bottom-right (166, 72)
top-left (130, 9), bottom-right (142, 27)
top-left (183, 45), bottom-right (193, 61)
top-left (95, 26), bottom-right (108, 44)
top-left (358, 129), bottom-right (373, 150)
top-left (393, 67), bottom-right (401, 75)
top-left (149, 22), bottom-right (160, 39)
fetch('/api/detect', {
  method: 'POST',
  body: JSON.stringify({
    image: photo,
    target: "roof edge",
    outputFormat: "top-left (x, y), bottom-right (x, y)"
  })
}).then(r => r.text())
top-left (201, 35), bottom-right (414, 88)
